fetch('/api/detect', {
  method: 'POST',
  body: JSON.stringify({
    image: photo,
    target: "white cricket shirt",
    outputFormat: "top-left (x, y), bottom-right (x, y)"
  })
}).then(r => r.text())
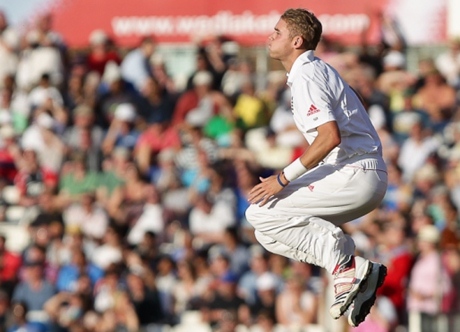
top-left (287, 50), bottom-right (382, 164)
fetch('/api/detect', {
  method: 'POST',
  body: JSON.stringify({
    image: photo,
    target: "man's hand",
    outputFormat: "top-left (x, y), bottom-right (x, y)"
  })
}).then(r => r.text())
top-left (248, 174), bottom-right (285, 206)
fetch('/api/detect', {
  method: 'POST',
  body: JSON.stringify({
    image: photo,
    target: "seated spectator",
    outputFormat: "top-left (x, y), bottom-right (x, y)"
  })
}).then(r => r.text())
top-left (63, 104), bottom-right (104, 172)
top-left (135, 76), bottom-right (177, 125)
top-left (7, 301), bottom-right (48, 332)
top-left (15, 27), bottom-right (64, 92)
top-left (27, 73), bottom-right (66, 126)
top-left (127, 184), bottom-right (165, 246)
top-left (14, 149), bottom-right (58, 207)
top-left (376, 219), bottom-right (414, 325)
top-left (275, 272), bottom-right (318, 329)
top-left (0, 122), bottom-right (20, 184)
top-left (90, 225), bottom-right (123, 271)
top-left (96, 61), bottom-right (137, 128)
top-left (220, 226), bottom-right (249, 277)
top-left (85, 29), bottom-right (121, 78)
top-left (106, 162), bottom-right (148, 226)
top-left (120, 36), bottom-right (157, 92)
top-left (173, 70), bottom-right (231, 129)
top-left (172, 258), bottom-right (211, 316)
top-left (43, 291), bottom-right (87, 331)
top-left (125, 270), bottom-right (165, 328)
top-left (134, 117), bottom-right (181, 176)
top-left (397, 119), bottom-right (440, 183)
top-left (407, 224), bottom-right (454, 332)
top-left (0, 235), bottom-right (22, 293)
top-left (188, 192), bottom-right (237, 246)
top-left (28, 189), bottom-right (64, 230)
top-left (58, 152), bottom-right (101, 201)
top-left (55, 248), bottom-right (104, 292)
top-left (12, 258), bottom-right (56, 313)
top-left (238, 245), bottom-right (276, 307)
top-left (249, 272), bottom-right (280, 326)
top-left (154, 254), bottom-right (177, 324)
top-left (412, 69), bottom-right (456, 133)
top-left (200, 270), bottom-right (245, 329)
top-left (20, 110), bottom-right (65, 173)
top-left (233, 76), bottom-right (270, 131)
top-left (101, 102), bottom-right (140, 155)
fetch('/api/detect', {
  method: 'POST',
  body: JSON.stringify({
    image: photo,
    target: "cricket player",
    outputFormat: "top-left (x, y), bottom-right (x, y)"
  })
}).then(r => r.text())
top-left (246, 8), bottom-right (388, 327)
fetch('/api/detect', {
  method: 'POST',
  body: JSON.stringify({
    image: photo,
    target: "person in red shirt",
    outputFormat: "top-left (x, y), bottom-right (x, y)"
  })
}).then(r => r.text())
top-left (134, 119), bottom-right (181, 176)
top-left (376, 219), bottom-right (414, 325)
top-left (0, 235), bottom-right (22, 291)
top-left (85, 29), bottom-right (121, 77)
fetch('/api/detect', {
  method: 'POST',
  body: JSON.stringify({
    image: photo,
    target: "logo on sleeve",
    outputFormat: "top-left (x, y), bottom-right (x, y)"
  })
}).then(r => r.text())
top-left (307, 104), bottom-right (320, 116)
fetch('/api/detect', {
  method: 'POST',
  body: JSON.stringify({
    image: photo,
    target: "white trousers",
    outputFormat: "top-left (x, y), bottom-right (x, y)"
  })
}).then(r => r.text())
top-left (245, 154), bottom-right (388, 274)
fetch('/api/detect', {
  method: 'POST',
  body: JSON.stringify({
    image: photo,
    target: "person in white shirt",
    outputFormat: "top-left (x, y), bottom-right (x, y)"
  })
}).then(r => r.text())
top-left (245, 8), bottom-right (388, 327)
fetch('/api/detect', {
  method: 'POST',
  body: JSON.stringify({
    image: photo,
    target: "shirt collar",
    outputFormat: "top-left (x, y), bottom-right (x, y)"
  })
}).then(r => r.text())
top-left (286, 50), bottom-right (315, 86)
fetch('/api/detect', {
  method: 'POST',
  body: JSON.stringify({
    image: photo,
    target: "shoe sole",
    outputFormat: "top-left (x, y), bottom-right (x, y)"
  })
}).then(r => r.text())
top-left (348, 263), bottom-right (388, 327)
top-left (332, 259), bottom-right (373, 319)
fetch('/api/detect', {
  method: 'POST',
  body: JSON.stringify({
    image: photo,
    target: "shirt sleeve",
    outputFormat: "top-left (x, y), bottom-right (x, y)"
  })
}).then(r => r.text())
top-left (291, 76), bottom-right (337, 132)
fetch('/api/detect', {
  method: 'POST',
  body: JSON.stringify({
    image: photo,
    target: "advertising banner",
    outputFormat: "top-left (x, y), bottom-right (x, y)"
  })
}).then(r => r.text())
top-left (1, 0), bottom-right (448, 48)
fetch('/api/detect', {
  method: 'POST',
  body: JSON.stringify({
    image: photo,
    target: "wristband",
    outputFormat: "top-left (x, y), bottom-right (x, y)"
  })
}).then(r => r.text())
top-left (283, 158), bottom-right (308, 182)
top-left (277, 173), bottom-right (287, 187)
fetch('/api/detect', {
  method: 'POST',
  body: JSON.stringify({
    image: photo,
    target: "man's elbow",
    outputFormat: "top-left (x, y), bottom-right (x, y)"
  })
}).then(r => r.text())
top-left (330, 133), bottom-right (341, 149)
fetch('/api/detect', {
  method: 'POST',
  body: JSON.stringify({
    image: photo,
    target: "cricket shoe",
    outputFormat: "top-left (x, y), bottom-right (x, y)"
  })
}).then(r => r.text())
top-left (348, 262), bottom-right (387, 327)
top-left (329, 256), bottom-right (373, 319)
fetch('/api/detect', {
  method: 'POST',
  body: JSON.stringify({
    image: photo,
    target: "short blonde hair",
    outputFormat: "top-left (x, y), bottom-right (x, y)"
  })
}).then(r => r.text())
top-left (281, 8), bottom-right (322, 50)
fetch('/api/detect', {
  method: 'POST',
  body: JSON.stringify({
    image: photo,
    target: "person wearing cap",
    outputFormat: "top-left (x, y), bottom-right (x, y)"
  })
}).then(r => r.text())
top-left (172, 70), bottom-right (232, 130)
top-left (85, 29), bottom-right (121, 77)
top-left (101, 103), bottom-right (140, 155)
top-left (407, 224), bottom-right (454, 332)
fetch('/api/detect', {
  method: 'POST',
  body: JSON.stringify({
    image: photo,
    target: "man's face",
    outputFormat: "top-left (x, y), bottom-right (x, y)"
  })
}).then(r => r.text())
top-left (268, 19), bottom-right (294, 61)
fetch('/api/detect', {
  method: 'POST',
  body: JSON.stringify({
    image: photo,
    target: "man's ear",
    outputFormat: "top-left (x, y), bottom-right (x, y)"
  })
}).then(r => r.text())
top-left (293, 37), bottom-right (303, 48)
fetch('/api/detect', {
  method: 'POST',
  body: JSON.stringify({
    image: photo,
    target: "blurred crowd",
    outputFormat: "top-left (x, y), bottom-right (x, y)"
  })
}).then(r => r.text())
top-left (0, 9), bottom-right (460, 332)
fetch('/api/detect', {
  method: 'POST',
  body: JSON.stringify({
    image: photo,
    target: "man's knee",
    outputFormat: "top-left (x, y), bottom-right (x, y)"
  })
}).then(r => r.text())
top-left (245, 204), bottom-right (263, 227)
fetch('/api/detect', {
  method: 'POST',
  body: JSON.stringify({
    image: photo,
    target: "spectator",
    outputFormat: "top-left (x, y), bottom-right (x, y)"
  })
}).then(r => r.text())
top-left (7, 301), bottom-right (47, 332)
top-left (120, 36), bottom-right (157, 92)
top-left (58, 152), bottom-right (101, 200)
top-left (434, 38), bottom-right (460, 88)
top-left (154, 254), bottom-right (177, 324)
top-left (55, 247), bottom-right (103, 292)
top-left (275, 272), bottom-right (318, 329)
top-left (127, 184), bottom-right (165, 246)
top-left (90, 225), bottom-right (123, 271)
top-left (135, 76), bottom-right (177, 125)
top-left (172, 258), bottom-right (210, 316)
top-left (125, 270), bottom-right (165, 329)
top-left (85, 30), bottom-right (121, 77)
top-left (101, 102), bottom-right (140, 155)
top-left (63, 104), bottom-right (104, 172)
top-left (200, 271), bottom-right (245, 328)
top-left (134, 117), bottom-right (181, 176)
top-left (397, 118), bottom-right (440, 183)
top-left (106, 162), bottom-right (147, 226)
top-left (188, 192), bottom-right (237, 246)
top-left (0, 235), bottom-right (22, 294)
top-left (12, 258), bottom-right (56, 313)
top-left (14, 149), bottom-right (58, 207)
top-left (376, 219), bottom-right (414, 325)
top-left (407, 224), bottom-right (454, 332)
